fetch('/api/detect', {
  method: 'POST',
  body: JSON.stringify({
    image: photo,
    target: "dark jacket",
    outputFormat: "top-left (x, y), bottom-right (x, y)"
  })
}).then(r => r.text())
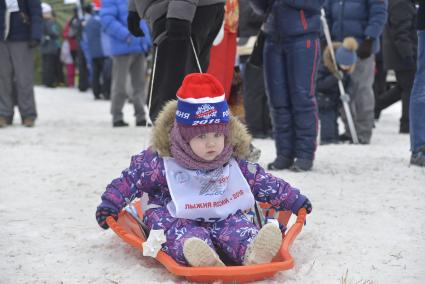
top-left (382, 0), bottom-right (417, 71)
top-left (250, 0), bottom-right (324, 39)
top-left (0, 0), bottom-right (43, 41)
top-left (238, 0), bottom-right (263, 38)
top-left (40, 18), bottom-right (60, 55)
top-left (324, 0), bottom-right (388, 54)
top-left (316, 42), bottom-right (353, 104)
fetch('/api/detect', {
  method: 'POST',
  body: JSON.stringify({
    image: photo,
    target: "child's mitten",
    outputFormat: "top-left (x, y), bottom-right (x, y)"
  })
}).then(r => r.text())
top-left (301, 198), bottom-right (312, 214)
top-left (96, 206), bottom-right (118, 229)
top-left (291, 196), bottom-right (312, 215)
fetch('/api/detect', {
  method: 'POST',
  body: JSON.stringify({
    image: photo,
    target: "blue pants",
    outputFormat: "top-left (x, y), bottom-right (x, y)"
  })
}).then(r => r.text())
top-left (410, 31), bottom-right (425, 153)
top-left (263, 35), bottom-right (320, 161)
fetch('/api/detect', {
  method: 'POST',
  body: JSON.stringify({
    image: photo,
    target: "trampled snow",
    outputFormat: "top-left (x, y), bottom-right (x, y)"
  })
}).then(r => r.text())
top-left (1, 87), bottom-right (424, 283)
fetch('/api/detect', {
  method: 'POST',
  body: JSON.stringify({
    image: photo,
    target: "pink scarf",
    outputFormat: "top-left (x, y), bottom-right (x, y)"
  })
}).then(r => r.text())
top-left (170, 123), bottom-right (233, 171)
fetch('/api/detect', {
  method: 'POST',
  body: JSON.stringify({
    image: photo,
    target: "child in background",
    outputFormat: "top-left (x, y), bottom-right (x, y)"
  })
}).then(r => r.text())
top-left (316, 37), bottom-right (358, 144)
top-left (96, 73), bottom-right (312, 267)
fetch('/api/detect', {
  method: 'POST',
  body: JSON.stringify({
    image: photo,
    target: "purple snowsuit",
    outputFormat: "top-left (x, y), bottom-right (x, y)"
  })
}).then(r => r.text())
top-left (98, 101), bottom-right (307, 266)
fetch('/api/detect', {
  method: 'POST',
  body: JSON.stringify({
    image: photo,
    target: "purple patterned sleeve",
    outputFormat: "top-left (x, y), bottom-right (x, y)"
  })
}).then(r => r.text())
top-left (99, 149), bottom-right (166, 213)
top-left (237, 159), bottom-right (307, 213)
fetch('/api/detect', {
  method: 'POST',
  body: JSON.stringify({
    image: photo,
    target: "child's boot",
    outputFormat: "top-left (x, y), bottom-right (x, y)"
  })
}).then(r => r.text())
top-left (243, 223), bottom-right (282, 265)
top-left (183, 237), bottom-right (225, 267)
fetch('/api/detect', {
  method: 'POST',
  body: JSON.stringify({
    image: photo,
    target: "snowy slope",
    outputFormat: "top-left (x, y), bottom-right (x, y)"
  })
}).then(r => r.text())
top-left (1, 87), bottom-right (424, 284)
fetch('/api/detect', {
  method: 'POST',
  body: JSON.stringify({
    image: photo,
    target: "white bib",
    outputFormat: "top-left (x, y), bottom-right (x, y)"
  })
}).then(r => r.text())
top-left (164, 157), bottom-right (255, 222)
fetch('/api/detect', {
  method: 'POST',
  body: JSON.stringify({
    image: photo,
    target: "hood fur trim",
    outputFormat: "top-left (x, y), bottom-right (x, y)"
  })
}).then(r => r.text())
top-left (151, 101), bottom-right (252, 159)
top-left (323, 42), bottom-right (356, 75)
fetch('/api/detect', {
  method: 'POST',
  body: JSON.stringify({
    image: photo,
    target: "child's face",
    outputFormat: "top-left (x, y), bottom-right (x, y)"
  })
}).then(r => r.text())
top-left (189, 132), bottom-right (225, 161)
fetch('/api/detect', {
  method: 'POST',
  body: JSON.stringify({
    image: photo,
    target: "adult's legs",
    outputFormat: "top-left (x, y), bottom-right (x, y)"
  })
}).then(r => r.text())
top-left (373, 55), bottom-right (387, 106)
top-left (263, 38), bottom-right (294, 166)
top-left (110, 55), bottom-right (131, 123)
top-left (374, 69), bottom-right (415, 132)
top-left (396, 69), bottom-right (416, 133)
top-left (91, 57), bottom-right (102, 99)
top-left (9, 42), bottom-right (37, 121)
top-left (0, 42), bottom-right (15, 122)
top-left (190, 4), bottom-right (225, 73)
top-left (149, 18), bottom-right (192, 122)
top-left (42, 54), bottom-right (56, 87)
top-left (410, 31), bottom-right (425, 154)
top-left (77, 47), bottom-right (90, 92)
top-left (348, 55), bottom-right (375, 144)
top-left (375, 84), bottom-right (401, 113)
top-left (55, 50), bottom-right (65, 85)
top-left (149, 4), bottom-right (224, 122)
top-left (242, 62), bottom-right (271, 138)
top-left (286, 37), bottom-right (320, 162)
top-left (102, 57), bottom-right (112, 99)
top-left (129, 53), bottom-right (147, 123)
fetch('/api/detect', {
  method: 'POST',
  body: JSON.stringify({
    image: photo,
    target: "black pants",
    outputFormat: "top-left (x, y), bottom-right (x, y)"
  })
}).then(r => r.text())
top-left (77, 47), bottom-right (90, 92)
top-left (91, 57), bottom-right (112, 99)
top-left (42, 53), bottom-right (60, 87)
top-left (373, 58), bottom-right (387, 99)
top-left (375, 69), bottom-right (416, 131)
top-left (149, 3), bottom-right (225, 122)
top-left (317, 92), bottom-right (340, 143)
top-left (242, 61), bottom-right (272, 137)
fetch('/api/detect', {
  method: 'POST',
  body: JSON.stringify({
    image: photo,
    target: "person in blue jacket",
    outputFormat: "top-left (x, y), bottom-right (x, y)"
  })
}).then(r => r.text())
top-left (84, 6), bottom-right (112, 100)
top-left (324, 0), bottom-right (387, 144)
top-left (0, 0), bottom-right (42, 128)
top-left (250, 0), bottom-right (325, 171)
top-left (100, 0), bottom-right (152, 127)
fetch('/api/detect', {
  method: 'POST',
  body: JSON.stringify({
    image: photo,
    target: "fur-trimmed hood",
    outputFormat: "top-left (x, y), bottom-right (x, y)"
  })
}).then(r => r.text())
top-left (151, 101), bottom-right (252, 159)
top-left (323, 42), bottom-right (356, 75)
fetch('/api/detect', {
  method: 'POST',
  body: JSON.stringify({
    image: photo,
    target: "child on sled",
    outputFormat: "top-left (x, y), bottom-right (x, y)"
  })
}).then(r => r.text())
top-left (96, 73), bottom-right (312, 267)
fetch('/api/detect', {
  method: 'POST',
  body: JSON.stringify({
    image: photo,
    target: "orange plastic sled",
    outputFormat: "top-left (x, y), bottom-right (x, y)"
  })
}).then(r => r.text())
top-left (106, 201), bottom-right (307, 283)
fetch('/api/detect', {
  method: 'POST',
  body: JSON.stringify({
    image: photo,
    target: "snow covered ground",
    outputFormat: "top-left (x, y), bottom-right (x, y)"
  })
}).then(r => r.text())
top-left (1, 86), bottom-right (424, 284)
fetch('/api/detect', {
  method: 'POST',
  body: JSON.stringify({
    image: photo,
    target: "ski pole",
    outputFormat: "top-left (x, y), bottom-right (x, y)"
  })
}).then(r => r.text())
top-left (145, 32), bottom-right (166, 126)
top-left (190, 37), bottom-right (203, 73)
top-left (320, 9), bottom-right (359, 144)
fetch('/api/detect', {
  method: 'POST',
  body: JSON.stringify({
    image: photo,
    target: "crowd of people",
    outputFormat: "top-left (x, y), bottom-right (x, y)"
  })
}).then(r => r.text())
top-left (0, 0), bottom-right (424, 171)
